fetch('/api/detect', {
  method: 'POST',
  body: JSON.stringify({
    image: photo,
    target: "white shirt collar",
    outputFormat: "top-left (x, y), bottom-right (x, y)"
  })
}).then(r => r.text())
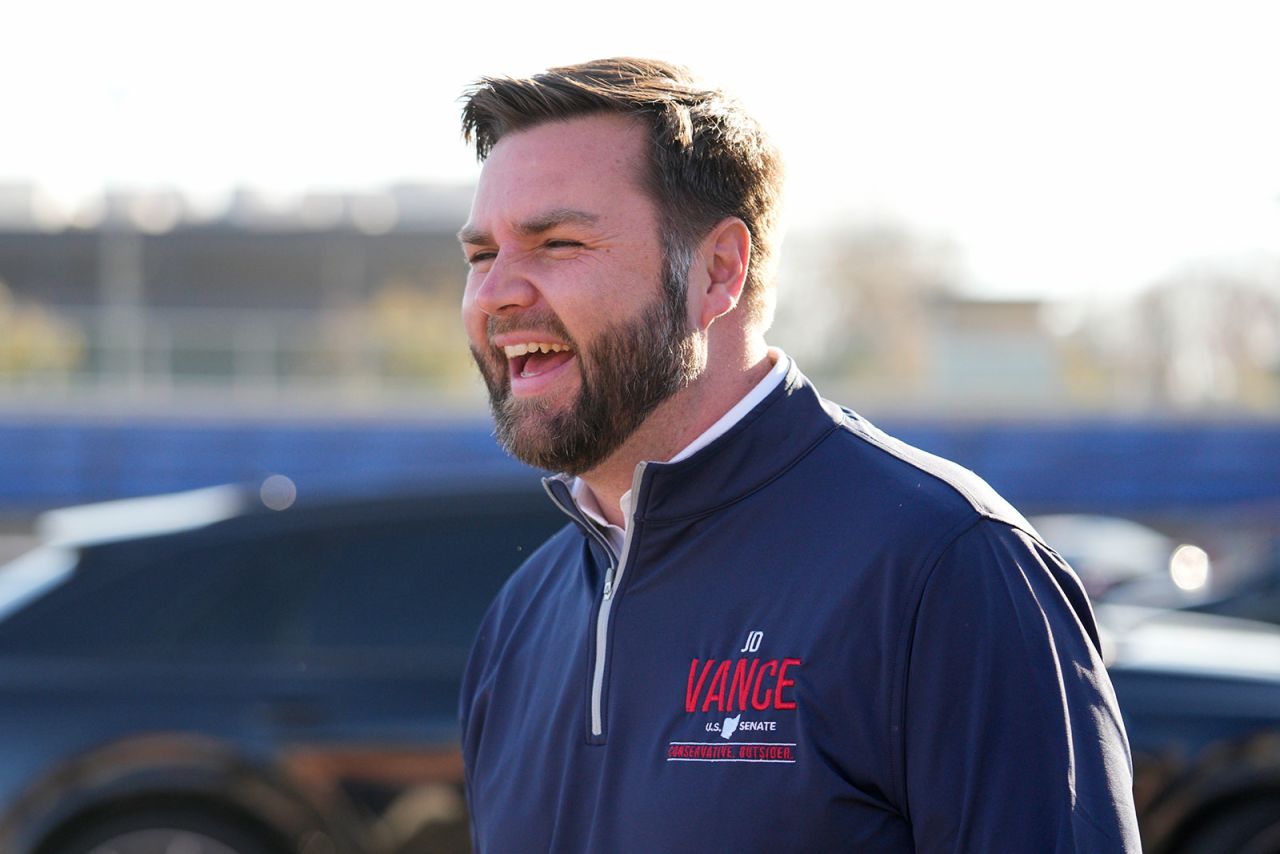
top-left (571, 348), bottom-right (790, 548)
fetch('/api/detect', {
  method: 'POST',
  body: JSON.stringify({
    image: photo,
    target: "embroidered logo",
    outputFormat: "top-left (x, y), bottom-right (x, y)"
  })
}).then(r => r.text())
top-left (683, 656), bottom-right (802, 713)
top-left (667, 630), bottom-right (801, 764)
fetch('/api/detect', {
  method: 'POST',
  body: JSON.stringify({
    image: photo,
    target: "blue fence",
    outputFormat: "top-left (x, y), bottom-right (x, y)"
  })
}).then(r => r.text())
top-left (3, 413), bottom-right (1279, 517)
top-left (894, 420), bottom-right (1280, 515)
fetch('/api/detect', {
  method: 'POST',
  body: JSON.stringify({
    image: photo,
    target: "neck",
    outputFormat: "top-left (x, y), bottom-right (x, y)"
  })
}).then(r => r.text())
top-left (578, 339), bottom-right (773, 528)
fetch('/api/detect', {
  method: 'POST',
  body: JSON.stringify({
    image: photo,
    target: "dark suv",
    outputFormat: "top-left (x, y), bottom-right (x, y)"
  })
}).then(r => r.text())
top-left (0, 480), bottom-right (565, 854)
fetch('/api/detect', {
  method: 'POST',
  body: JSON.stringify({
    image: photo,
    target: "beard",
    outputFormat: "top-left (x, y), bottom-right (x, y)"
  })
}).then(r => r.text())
top-left (470, 255), bottom-right (704, 475)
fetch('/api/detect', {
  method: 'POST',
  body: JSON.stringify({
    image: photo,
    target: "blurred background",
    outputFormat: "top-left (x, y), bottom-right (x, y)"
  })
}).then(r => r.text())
top-left (3, 2), bottom-right (1280, 852)
top-left (4, 1), bottom-right (1280, 525)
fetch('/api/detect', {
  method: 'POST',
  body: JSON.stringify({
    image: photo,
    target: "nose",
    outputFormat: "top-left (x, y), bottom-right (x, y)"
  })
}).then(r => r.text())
top-left (470, 252), bottom-right (539, 317)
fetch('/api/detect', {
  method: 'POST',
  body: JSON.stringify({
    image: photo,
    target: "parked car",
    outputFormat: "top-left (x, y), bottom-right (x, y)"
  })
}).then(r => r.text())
top-left (1031, 513), bottom-right (1218, 607)
top-left (2, 486), bottom-right (1279, 853)
top-left (0, 479), bottom-right (565, 854)
top-left (1102, 604), bottom-right (1280, 853)
top-left (1185, 541), bottom-right (1280, 628)
top-left (1033, 512), bottom-right (1280, 628)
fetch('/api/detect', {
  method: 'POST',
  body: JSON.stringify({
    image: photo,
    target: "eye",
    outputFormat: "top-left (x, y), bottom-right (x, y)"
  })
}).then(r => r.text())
top-left (467, 250), bottom-right (497, 266)
top-left (544, 239), bottom-right (582, 250)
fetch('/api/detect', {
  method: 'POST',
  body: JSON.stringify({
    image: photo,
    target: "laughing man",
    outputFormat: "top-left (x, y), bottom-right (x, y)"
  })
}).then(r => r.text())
top-left (457, 57), bottom-right (1141, 853)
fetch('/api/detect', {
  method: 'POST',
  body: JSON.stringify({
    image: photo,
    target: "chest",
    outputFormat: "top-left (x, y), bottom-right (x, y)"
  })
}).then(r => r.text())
top-left (468, 536), bottom-right (914, 853)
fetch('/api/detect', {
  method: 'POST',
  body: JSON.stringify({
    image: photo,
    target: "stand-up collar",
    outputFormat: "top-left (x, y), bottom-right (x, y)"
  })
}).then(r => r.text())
top-left (629, 360), bottom-right (845, 524)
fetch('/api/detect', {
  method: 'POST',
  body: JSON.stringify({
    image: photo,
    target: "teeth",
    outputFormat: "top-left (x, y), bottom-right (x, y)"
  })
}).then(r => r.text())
top-left (503, 342), bottom-right (571, 358)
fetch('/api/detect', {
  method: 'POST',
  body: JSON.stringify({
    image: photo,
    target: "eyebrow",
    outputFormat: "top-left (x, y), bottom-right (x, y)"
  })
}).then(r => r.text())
top-left (457, 208), bottom-right (600, 246)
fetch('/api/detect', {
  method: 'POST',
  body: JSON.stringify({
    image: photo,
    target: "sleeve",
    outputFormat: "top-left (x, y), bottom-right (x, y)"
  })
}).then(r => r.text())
top-left (459, 597), bottom-right (500, 854)
top-left (901, 519), bottom-right (1142, 853)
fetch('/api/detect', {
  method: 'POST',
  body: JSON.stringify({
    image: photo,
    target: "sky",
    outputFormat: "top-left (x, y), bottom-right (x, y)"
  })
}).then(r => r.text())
top-left (5, 0), bottom-right (1280, 300)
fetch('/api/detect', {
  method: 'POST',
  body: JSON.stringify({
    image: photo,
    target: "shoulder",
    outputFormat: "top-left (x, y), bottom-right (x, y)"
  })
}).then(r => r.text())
top-left (839, 404), bottom-right (1039, 530)
top-left (918, 515), bottom-right (1093, 629)
top-left (768, 398), bottom-right (1045, 576)
top-left (816, 407), bottom-right (1095, 637)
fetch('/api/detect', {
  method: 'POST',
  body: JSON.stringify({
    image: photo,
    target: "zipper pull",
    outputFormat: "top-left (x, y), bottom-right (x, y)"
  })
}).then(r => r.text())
top-left (603, 566), bottom-right (616, 600)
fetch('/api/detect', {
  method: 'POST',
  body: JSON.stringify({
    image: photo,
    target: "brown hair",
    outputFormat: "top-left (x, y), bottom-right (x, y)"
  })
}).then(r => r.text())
top-left (461, 57), bottom-right (784, 328)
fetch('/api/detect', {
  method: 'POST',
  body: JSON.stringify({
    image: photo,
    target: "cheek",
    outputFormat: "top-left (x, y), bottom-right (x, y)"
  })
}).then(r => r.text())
top-left (460, 285), bottom-right (488, 345)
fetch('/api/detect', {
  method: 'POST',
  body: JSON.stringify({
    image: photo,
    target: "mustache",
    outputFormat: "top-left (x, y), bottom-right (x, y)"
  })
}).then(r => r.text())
top-left (487, 312), bottom-right (577, 349)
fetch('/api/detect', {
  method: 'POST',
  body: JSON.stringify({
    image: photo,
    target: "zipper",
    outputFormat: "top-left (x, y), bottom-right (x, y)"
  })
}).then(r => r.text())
top-left (542, 466), bottom-right (648, 739)
top-left (587, 461), bottom-right (647, 737)
top-left (542, 477), bottom-right (619, 567)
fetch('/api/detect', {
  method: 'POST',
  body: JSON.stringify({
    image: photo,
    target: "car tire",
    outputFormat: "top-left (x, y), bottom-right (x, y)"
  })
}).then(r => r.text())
top-left (46, 807), bottom-right (282, 854)
top-left (1176, 798), bottom-right (1280, 854)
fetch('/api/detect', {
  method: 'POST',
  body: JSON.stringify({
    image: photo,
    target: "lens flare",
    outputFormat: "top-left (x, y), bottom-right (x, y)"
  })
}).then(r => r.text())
top-left (1169, 544), bottom-right (1210, 592)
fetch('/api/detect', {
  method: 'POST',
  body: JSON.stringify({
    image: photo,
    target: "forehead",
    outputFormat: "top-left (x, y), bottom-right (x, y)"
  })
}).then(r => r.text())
top-left (468, 114), bottom-right (654, 231)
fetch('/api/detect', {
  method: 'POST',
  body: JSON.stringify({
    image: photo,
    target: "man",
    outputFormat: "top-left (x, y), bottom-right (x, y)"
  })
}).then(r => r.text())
top-left (457, 58), bottom-right (1140, 852)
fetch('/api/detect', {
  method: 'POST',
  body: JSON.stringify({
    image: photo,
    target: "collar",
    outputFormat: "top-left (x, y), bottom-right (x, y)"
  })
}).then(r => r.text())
top-left (549, 352), bottom-right (846, 531)
top-left (630, 356), bottom-right (844, 523)
top-left (570, 349), bottom-right (791, 534)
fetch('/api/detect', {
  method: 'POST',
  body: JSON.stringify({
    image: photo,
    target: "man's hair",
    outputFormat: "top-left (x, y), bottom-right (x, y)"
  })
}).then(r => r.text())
top-left (460, 57), bottom-right (784, 328)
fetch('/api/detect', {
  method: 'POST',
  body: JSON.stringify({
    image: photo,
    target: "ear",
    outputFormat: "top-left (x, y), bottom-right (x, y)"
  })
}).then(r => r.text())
top-left (692, 217), bottom-right (751, 331)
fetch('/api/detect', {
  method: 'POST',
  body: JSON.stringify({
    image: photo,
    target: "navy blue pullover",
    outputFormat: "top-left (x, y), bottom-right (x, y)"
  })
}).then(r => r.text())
top-left (461, 364), bottom-right (1141, 852)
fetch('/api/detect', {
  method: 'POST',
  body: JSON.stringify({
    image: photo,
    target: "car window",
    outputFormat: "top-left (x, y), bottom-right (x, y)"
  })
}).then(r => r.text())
top-left (0, 546), bottom-right (77, 625)
top-left (153, 533), bottom-right (322, 655)
top-left (0, 528), bottom-right (321, 660)
top-left (0, 493), bottom-right (565, 665)
top-left (300, 504), bottom-right (558, 659)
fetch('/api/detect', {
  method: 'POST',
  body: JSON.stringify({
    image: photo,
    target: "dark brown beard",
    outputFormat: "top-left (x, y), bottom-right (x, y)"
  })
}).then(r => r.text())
top-left (470, 264), bottom-right (702, 475)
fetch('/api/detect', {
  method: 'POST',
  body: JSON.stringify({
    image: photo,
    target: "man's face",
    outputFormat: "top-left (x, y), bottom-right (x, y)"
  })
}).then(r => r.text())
top-left (459, 114), bottom-right (702, 474)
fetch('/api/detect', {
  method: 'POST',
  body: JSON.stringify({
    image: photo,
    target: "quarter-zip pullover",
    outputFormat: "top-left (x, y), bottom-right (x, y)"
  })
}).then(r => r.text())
top-left (460, 363), bottom-right (1141, 853)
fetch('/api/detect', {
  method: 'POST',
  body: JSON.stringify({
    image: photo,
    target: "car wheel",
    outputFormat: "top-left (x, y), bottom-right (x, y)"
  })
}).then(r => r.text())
top-left (47, 808), bottom-right (281, 854)
top-left (1177, 798), bottom-right (1280, 854)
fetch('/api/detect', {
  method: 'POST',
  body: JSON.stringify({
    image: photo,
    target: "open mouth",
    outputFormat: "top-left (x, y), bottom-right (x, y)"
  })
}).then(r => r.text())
top-left (504, 342), bottom-right (576, 380)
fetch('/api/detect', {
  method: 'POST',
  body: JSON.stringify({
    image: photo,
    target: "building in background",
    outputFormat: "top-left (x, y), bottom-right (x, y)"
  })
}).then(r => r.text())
top-left (2, 183), bottom-right (1279, 521)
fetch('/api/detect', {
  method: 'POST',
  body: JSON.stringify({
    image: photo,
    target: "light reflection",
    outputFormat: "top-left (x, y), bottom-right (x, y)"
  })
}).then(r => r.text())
top-left (260, 474), bottom-right (297, 511)
top-left (1169, 544), bottom-right (1211, 591)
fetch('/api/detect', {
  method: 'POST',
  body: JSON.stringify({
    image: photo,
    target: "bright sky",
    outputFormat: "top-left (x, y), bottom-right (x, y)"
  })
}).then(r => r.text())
top-left (5, 0), bottom-right (1280, 299)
